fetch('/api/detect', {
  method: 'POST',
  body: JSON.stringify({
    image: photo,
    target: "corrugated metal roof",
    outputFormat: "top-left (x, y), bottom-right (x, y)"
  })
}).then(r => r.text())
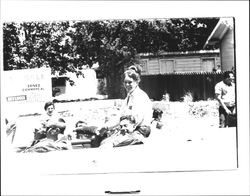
top-left (138, 49), bottom-right (219, 57)
top-left (142, 71), bottom-right (224, 76)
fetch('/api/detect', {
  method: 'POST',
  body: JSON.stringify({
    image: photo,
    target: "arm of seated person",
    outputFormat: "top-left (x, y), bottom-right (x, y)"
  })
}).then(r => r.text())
top-left (43, 118), bottom-right (66, 130)
top-left (96, 115), bottom-right (120, 135)
top-left (74, 125), bottom-right (98, 135)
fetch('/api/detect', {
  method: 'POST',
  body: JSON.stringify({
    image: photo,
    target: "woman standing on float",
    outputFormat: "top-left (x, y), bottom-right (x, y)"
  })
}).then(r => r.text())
top-left (96, 65), bottom-right (152, 144)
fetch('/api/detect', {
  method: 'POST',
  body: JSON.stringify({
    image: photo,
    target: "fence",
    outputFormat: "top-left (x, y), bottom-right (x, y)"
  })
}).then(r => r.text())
top-left (140, 72), bottom-right (224, 101)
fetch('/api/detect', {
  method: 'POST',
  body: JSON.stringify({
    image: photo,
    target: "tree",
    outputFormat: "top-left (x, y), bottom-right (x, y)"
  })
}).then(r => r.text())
top-left (3, 23), bottom-right (21, 70)
top-left (3, 18), bottom-right (219, 98)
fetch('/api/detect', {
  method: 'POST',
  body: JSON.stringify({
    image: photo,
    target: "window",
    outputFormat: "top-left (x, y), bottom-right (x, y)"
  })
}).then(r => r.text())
top-left (160, 59), bottom-right (175, 74)
top-left (202, 58), bottom-right (215, 72)
top-left (139, 59), bottom-right (148, 75)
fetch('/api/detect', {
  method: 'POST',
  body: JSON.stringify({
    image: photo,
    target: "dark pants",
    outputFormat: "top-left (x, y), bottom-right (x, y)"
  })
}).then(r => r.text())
top-left (219, 106), bottom-right (236, 128)
top-left (75, 126), bottom-right (100, 147)
top-left (135, 125), bottom-right (151, 138)
top-left (93, 125), bottom-right (151, 147)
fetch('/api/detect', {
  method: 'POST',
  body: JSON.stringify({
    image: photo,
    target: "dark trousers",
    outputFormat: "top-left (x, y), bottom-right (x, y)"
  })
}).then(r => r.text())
top-left (135, 125), bottom-right (151, 138)
top-left (93, 125), bottom-right (151, 147)
top-left (219, 106), bottom-right (236, 128)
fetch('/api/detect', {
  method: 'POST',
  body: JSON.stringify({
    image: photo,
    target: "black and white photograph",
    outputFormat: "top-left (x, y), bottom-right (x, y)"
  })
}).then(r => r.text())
top-left (1, 1), bottom-right (249, 195)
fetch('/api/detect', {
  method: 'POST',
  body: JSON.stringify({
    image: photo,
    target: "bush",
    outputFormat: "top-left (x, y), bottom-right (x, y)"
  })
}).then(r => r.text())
top-left (181, 91), bottom-right (193, 102)
top-left (188, 101), bottom-right (217, 118)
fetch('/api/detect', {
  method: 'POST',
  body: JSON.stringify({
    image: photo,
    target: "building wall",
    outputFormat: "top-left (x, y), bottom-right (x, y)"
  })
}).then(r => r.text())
top-left (139, 53), bottom-right (221, 75)
top-left (52, 69), bottom-right (98, 100)
top-left (147, 59), bottom-right (160, 74)
top-left (175, 57), bottom-right (201, 72)
top-left (220, 29), bottom-right (235, 71)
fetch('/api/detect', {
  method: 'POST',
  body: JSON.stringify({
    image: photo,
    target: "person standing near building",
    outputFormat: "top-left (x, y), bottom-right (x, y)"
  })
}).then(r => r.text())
top-left (215, 71), bottom-right (236, 127)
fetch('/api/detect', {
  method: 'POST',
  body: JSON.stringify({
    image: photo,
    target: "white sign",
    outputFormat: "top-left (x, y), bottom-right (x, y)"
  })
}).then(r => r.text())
top-left (2, 68), bottom-right (52, 117)
top-left (3, 68), bottom-right (52, 103)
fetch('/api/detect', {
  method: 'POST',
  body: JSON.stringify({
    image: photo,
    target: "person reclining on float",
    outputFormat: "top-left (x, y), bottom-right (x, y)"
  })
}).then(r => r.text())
top-left (99, 115), bottom-right (144, 148)
top-left (72, 120), bottom-right (100, 147)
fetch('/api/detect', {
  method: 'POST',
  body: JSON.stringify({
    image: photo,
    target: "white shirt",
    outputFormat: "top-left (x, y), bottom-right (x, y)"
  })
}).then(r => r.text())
top-left (215, 81), bottom-right (235, 107)
top-left (120, 86), bottom-right (152, 127)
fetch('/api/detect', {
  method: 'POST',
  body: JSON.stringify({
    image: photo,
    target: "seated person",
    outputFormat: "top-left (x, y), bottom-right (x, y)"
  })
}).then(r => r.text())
top-left (22, 129), bottom-right (71, 153)
top-left (151, 108), bottom-right (164, 129)
top-left (73, 120), bottom-right (98, 139)
top-left (72, 120), bottom-right (103, 148)
top-left (32, 101), bottom-right (66, 146)
top-left (100, 115), bottom-right (144, 148)
top-left (22, 118), bottom-right (70, 153)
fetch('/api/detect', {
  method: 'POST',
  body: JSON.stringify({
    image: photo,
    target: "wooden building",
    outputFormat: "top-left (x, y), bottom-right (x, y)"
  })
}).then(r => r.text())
top-left (139, 72), bottom-right (223, 101)
top-left (138, 50), bottom-right (221, 75)
top-left (203, 17), bottom-right (235, 71)
top-left (137, 50), bottom-right (222, 101)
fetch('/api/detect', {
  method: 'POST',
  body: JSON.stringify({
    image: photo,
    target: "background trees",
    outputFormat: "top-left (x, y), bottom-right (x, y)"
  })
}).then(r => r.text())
top-left (3, 18), bottom-right (219, 98)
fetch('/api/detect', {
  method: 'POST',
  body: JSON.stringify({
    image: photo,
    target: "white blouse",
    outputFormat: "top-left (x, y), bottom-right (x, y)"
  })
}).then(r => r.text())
top-left (120, 86), bottom-right (152, 127)
top-left (215, 81), bottom-right (235, 107)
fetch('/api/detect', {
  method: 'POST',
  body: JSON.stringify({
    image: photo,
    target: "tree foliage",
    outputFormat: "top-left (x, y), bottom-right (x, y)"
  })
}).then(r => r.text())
top-left (3, 18), bottom-right (219, 98)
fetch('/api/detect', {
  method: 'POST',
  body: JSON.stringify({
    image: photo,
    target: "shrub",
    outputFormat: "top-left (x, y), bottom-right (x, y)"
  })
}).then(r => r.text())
top-left (181, 91), bottom-right (193, 102)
